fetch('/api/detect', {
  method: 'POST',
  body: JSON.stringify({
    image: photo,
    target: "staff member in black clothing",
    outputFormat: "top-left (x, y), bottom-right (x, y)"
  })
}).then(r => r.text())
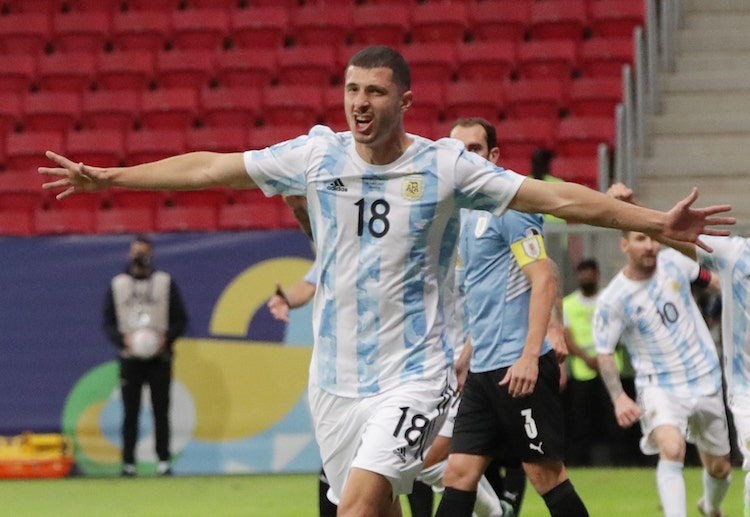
top-left (103, 236), bottom-right (188, 477)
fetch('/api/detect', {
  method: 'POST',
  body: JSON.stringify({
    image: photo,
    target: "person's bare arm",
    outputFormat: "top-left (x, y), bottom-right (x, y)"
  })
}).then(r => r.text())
top-left (510, 178), bottom-right (733, 252)
top-left (283, 195), bottom-right (313, 241)
top-left (267, 280), bottom-right (316, 323)
top-left (546, 259), bottom-right (568, 363)
top-left (597, 352), bottom-right (642, 428)
top-left (39, 151), bottom-right (254, 199)
top-left (500, 258), bottom-right (555, 397)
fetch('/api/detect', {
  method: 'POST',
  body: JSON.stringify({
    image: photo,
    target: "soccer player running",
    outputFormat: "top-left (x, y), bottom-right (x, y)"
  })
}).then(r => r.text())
top-left (435, 118), bottom-right (584, 517)
top-left (40, 46), bottom-right (733, 517)
top-left (593, 224), bottom-right (732, 517)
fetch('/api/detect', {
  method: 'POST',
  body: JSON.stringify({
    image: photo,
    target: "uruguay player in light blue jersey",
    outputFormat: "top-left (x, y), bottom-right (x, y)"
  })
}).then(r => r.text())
top-left (41, 46), bottom-right (735, 517)
top-left (594, 230), bottom-right (731, 517)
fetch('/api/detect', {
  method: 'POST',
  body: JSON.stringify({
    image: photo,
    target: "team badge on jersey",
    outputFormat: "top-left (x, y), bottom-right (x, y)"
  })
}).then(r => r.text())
top-left (402, 175), bottom-right (424, 201)
top-left (474, 214), bottom-right (490, 238)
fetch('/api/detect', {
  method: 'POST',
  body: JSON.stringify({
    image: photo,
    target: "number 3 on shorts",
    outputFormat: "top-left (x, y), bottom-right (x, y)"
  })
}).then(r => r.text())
top-left (521, 408), bottom-right (539, 439)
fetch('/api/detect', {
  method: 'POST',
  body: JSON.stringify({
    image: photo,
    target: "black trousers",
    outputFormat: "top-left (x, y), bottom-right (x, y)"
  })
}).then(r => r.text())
top-left (120, 356), bottom-right (172, 464)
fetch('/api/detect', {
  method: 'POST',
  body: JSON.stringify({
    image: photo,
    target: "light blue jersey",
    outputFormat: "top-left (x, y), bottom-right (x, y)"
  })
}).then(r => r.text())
top-left (459, 209), bottom-right (551, 372)
top-left (243, 126), bottom-right (525, 397)
top-left (594, 249), bottom-right (722, 397)
top-left (698, 235), bottom-right (750, 398)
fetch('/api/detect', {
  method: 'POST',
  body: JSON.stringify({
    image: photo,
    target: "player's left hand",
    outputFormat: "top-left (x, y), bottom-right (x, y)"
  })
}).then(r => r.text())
top-left (547, 325), bottom-right (568, 363)
top-left (499, 354), bottom-right (539, 398)
top-left (39, 151), bottom-right (112, 199)
top-left (663, 188), bottom-right (734, 252)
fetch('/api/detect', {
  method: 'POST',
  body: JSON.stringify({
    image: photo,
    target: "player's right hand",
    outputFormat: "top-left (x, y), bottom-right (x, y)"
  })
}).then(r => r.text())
top-left (267, 282), bottom-right (291, 323)
top-left (39, 151), bottom-right (111, 200)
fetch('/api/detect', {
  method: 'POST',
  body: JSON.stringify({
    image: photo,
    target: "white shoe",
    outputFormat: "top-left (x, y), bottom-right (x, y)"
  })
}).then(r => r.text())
top-left (697, 497), bottom-right (725, 517)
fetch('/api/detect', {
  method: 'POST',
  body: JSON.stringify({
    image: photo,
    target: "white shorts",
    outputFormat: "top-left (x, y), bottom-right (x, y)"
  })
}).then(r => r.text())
top-left (309, 372), bottom-right (454, 504)
top-left (637, 386), bottom-right (730, 457)
top-left (728, 394), bottom-right (750, 470)
top-left (438, 394), bottom-right (461, 439)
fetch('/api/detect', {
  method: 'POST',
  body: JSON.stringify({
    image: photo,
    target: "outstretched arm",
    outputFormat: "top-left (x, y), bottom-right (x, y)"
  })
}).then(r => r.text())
top-left (39, 151), bottom-right (255, 200)
top-left (510, 178), bottom-right (733, 252)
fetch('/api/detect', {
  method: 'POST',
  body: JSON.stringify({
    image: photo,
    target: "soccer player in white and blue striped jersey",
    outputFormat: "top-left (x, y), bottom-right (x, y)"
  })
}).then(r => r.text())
top-left (40, 46), bottom-right (735, 517)
top-left (594, 231), bottom-right (732, 517)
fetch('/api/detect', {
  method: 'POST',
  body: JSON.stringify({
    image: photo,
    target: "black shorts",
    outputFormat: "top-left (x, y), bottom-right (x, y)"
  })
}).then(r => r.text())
top-left (450, 350), bottom-right (564, 463)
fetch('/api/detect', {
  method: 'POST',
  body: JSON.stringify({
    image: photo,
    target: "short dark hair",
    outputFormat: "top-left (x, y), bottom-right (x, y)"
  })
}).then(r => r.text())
top-left (133, 235), bottom-right (152, 247)
top-left (531, 147), bottom-right (555, 179)
top-left (576, 258), bottom-right (599, 272)
top-left (451, 117), bottom-right (497, 150)
top-left (348, 46), bottom-right (411, 91)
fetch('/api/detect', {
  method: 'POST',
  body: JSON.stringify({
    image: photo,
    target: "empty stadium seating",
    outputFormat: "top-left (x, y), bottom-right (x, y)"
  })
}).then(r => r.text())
top-left (0, 209), bottom-right (34, 236)
top-left (198, 86), bottom-right (261, 128)
top-left (409, 2), bottom-right (468, 44)
top-left (51, 10), bottom-right (110, 53)
top-left (36, 52), bottom-right (97, 92)
top-left (455, 41), bottom-right (516, 83)
top-left (228, 6), bottom-right (288, 49)
top-left (170, 8), bottom-right (229, 51)
top-left (504, 79), bottom-right (565, 120)
top-left (80, 89), bottom-right (139, 132)
top-left (467, 1), bottom-right (531, 42)
top-left (95, 206), bottom-right (154, 234)
top-left (444, 81), bottom-right (504, 124)
top-left (350, 5), bottom-right (409, 47)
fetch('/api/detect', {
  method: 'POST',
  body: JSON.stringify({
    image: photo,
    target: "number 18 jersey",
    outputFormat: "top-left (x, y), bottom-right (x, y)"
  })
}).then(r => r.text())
top-left (243, 126), bottom-right (525, 398)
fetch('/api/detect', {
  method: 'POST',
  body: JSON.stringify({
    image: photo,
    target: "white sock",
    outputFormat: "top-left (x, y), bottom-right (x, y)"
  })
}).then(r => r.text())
top-left (657, 460), bottom-right (686, 517)
top-left (473, 475), bottom-right (504, 517)
top-left (702, 468), bottom-right (730, 514)
top-left (418, 460), bottom-right (446, 490)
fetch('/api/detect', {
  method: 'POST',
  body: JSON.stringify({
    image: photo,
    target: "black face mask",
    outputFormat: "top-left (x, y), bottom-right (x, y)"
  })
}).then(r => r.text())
top-left (580, 282), bottom-right (598, 296)
top-left (131, 255), bottom-right (151, 268)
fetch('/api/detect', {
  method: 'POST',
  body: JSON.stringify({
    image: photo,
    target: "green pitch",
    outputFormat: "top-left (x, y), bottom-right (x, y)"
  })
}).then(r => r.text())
top-left (0, 467), bottom-right (744, 516)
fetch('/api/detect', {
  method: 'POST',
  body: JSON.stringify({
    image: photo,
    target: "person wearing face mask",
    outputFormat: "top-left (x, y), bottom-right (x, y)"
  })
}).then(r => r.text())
top-left (103, 235), bottom-right (188, 477)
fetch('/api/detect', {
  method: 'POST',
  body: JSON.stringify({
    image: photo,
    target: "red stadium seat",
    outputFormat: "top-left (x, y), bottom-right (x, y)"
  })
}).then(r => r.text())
top-left (0, 171), bottom-right (47, 213)
top-left (52, 11), bottom-right (110, 53)
top-left (504, 79), bottom-right (565, 119)
top-left (0, 13), bottom-right (50, 54)
top-left (170, 189), bottom-right (232, 210)
top-left (96, 50), bottom-right (155, 91)
top-left (290, 6), bottom-right (351, 47)
top-left (495, 118), bottom-right (556, 160)
top-left (516, 40), bottom-right (578, 81)
top-left (550, 155), bottom-right (599, 188)
top-left (579, 38), bottom-right (634, 77)
top-left (456, 41), bottom-right (516, 82)
top-left (34, 207), bottom-right (95, 235)
top-left (498, 157), bottom-right (531, 176)
top-left (321, 87), bottom-right (347, 131)
top-left (6, 131), bottom-right (64, 172)
top-left (119, 0), bottom-right (181, 9)
top-left (95, 206), bottom-right (154, 234)
top-left (199, 86), bottom-right (261, 128)
top-left (228, 6), bottom-right (288, 49)
top-left (111, 10), bottom-right (171, 52)
top-left (0, 0), bottom-right (58, 14)
top-left (155, 49), bottom-right (216, 90)
top-left (140, 88), bottom-right (198, 131)
top-left (400, 43), bottom-right (456, 84)
top-left (529, 0), bottom-right (588, 40)
top-left (467, 1), bottom-right (531, 42)
top-left (405, 82), bottom-right (444, 125)
top-left (276, 46), bottom-right (338, 87)
top-left (444, 81), bottom-right (504, 124)
top-left (109, 188), bottom-right (169, 210)
top-left (218, 200), bottom-right (281, 231)
top-left (568, 77), bottom-right (622, 117)
top-left (261, 86), bottom-right (322, 128)
top-left (0, 210), bottom-right (34, 236)
top-left (590, 0), bottom-right (645, 38)
top-left (556, 116), bottom-right (615, 157)
top-left (0, 94), bottom-right (23, 136)
top-left (22, 91), bottom-right (80, 132)
top-left (248, 126), bottom-right (309, 149)
top-left (185, 126), bottom-right (248, 153)
top-left (409, 3), bottom-right (468, 44)
top-left (155, 205), bottom-right (218, 232)
top-left (0, 55), bottom-right (36, 95)
top-left (36, 52), bottom-right (97, 92)
top-left (80, 90), bottom-right (140, 132)
top-left (215, 49), bottom-right (276, 89)
top-left (125, 129), bottom-right (186, 165)
top-left (65, 129), bottom-right (123, 166)
top-left (351, 5), bottom-right (409, 47)
top-left (170, 8), bottom-right (229, 51)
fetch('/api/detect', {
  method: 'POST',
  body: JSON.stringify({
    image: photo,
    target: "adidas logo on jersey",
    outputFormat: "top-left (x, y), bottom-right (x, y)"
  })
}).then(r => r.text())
top-left (392, 447), bottom-right (407, 464)
top-left (327, 179), bottom-right (347, 192)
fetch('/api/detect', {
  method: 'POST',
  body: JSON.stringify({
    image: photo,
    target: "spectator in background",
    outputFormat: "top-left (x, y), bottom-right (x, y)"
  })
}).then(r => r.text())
top-left (103, 236), bottom-right (188, 477)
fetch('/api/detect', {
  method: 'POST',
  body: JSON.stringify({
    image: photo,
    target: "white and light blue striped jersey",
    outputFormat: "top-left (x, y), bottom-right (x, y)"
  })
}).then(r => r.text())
top-left (302, 263), bottom-right (317, 286)
top-left (697, 235), bottom-right (750, 397)
top-left (458, 208), bottom-right (551, 372)
top-left (243, 126), bottom-right (525, 397)
top-left (593, 248), bottom-right (722, 397)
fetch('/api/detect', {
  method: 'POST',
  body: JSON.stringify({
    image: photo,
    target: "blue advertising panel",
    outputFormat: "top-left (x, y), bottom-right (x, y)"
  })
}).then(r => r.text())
top-left (0, 230), bottom-right (317, 475)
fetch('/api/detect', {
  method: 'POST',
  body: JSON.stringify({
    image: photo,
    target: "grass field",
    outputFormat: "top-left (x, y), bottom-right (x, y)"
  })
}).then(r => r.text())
top-left (0, 467), bottom-right (744, 516)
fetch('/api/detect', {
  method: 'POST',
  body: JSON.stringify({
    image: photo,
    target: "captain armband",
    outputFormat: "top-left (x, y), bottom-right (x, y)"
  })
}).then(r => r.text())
top-left (510, 233), bottom-right (547, 267)
top-left (691, 267), bottom-right (712, 289)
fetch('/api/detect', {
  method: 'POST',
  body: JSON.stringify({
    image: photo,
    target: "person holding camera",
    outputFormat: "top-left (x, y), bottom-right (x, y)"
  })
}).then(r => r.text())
top-left (103, 235), bottom-right (188, 477)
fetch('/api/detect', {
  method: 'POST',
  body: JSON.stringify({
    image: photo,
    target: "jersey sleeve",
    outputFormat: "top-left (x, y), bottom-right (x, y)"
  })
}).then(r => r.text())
top-left (452, 145), bottom-right (525, 217)
top-left (593, 297), bottom-right (626, 355)
top-left (243, 130), bottom-right (318, 197)
top-left (303, 263), bottom-right (317, 285)
top-left (696, 235), bottom-right (738, 272)
top-left (661, 247), bottom-right (700, 281)
top-left (505, 211), bottom-right (547, 268)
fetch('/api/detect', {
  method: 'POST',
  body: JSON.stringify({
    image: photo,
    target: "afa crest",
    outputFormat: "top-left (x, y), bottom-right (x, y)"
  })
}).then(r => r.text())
top-left (402, 175), bottom-right (424, 201)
